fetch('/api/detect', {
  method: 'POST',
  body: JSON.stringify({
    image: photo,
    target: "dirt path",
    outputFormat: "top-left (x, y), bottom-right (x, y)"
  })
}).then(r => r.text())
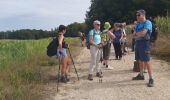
top-left (47, 47), bottom-right (170, 100)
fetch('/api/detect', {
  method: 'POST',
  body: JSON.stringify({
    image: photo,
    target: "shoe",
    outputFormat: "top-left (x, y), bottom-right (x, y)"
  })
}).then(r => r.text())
top-left (119, 57), bottom-right (122, 60)
top-left (105, 65), bottom-right (113, 70)
top-left (65, 75), bottom-right (70, 82)
top-left (132, 74), bottom-right (144, 80)
top-left (96, 72), bottom-right (103, 78)
top-left (60, 76), bottom-right (68, 83)
top-left (88, 74), bottom-right (93, 81)
top-left (147, 78), bottom-right (154, 87)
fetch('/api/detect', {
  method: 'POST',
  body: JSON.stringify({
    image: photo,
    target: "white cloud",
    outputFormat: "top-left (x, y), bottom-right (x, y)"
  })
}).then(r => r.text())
top-left (0, 0), bottom-right (90, 31)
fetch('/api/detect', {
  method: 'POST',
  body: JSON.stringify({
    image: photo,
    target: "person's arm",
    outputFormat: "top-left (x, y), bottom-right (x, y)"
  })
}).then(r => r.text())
top-left (108, 29), bottom-right (115, 39)
top-left (58, 35), bottom-right (63, 52)
top-left (135, 29), bottom-right (148, 37)
top-left (120, 30), bottom-right (124, 40)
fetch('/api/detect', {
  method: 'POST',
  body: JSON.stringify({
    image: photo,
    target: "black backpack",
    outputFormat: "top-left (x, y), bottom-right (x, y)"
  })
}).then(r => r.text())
top-left (150, 23), bottom-right (158, 42)
top-left (47, 38), bottom-right (59, 57)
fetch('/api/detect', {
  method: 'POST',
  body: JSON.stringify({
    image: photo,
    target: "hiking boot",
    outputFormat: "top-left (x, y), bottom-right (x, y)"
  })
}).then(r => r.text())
top-left (132, 74), bottom-right (144, 80)
top-left (147, 78), bottom-right (154, 87)
top-left (65, 75), bottom-right (70, 82)
top-left (105, 65), bottom-right (113, 70)
top-left (60, 76), bottom-right (68, 83)
top-left (88, 74), bottom-right (93, 81)
top-left (96, 72), bottom-right (103, 78)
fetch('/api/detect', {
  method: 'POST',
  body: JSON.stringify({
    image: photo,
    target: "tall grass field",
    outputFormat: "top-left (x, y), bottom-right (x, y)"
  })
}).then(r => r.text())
top-left (0, 37), bottom-right (80, 100)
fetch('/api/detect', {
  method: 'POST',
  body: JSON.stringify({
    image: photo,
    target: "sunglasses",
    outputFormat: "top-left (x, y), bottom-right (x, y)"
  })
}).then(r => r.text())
top-left (96, 24), bottom-right (100, 26)
top-left (136, 14), bottom-right (141, 17)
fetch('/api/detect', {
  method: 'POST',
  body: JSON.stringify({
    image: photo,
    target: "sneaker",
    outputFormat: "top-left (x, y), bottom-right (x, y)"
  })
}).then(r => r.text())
top-left (147, 79), bottom-right (154, 87)
top-left (65, 75), bottom-right (70, 82)
top-left (132, 74), bottom-right (144, 80)
top-left (96, 72), bottom-right (103, 78)
top-left (88, 74), bottom-right (93, 81)
top-left (60, 76), bottom-right (68, 83)
top-left (105, 65), bottom-right (113, 70)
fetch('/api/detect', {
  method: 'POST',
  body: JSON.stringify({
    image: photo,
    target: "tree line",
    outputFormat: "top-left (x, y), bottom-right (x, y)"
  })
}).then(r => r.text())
top-left (0, 22), bottom-right (87, 40)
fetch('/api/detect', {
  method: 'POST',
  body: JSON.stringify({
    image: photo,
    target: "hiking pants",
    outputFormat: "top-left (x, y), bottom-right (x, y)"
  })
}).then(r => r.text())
top-left (89, 45), bottom-right (102, 74)
top-left (113, 42), bottom-right (122, 59)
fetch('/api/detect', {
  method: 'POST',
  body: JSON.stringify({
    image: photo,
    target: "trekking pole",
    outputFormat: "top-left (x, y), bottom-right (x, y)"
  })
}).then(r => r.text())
top-left (67, 47), bottom-right (80, 80)
top-left (57, 56), bottom-right (61, 93)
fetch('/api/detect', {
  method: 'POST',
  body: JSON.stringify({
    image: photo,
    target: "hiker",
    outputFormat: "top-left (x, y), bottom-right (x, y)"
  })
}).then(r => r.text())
top-left (57, 25), bottom-right (71, 83)
top-left (88, 20), bottom-right (103, 80)
top-left (121, 22), bottom-right (127, 55)
top-left (111, 23), bottom-right (123, 60)
top-left (79, 31), bottom-right (85, 47)
top-left (101, 22), bottom-right (115, 70)
top-left (132, 9), bottom-right (154, 87)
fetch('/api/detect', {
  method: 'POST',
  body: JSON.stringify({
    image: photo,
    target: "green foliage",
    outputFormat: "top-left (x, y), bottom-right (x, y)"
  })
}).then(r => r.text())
top-left (0, 22), bottom-right (87, 39)
top-left (155, 17), bottom-right (170, 34)
top-left (65, 22), bottom-right (87, 37)
top-left (0, 38), bottom-right (80, 100)
top-left (86, 0), bottom-right (170, 29)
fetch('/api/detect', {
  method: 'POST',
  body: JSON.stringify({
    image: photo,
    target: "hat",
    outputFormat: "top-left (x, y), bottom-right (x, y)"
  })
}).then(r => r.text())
top-left (137, 9), bottom-right (146, 15)
top-left (104, 22), bottom-right (111, 29)
top-left (93, 20), bottom-right (101, 25)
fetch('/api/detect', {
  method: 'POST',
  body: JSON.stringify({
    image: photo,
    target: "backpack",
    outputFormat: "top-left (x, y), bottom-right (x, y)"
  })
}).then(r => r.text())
top-left (150, 23), bottom-right (158, 43)
top-left (133, 60), bottom-right (140, 72)
top-left (86, 29), bottom-right (96, 49)
top-left (47, 38), bottom-right (59, 57)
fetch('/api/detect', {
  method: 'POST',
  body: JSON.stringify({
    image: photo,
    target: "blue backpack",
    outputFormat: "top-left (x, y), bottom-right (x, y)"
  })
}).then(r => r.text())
top-left (86, 29), bottom-right (96, 49)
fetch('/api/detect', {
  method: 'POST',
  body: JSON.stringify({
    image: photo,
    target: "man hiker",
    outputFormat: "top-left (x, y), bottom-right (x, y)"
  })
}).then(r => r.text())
top-left (132, 9), bottom-right (154, 87)
top-left (88, 20), bottom-right (103, 80)
top-left (57, 25), bottom-right (71, 83)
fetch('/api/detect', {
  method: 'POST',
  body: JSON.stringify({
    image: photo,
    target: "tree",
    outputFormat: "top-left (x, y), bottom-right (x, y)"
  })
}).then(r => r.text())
top-left (86, 0), bottom-right (170, 29)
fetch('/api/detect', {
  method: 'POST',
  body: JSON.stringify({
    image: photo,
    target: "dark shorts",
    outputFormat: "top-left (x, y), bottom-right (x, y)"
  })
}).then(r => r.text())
top-left (103, 42), bottom-right (111, 60)
top-left (135, 40), bottom-right (151, 61)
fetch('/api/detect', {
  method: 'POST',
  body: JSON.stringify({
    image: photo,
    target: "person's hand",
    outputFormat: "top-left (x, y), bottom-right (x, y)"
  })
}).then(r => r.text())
top-left (65, 43), bottom-right (69, 48)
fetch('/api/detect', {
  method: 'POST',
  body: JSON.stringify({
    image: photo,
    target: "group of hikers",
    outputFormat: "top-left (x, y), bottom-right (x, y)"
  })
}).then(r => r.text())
top-left (51, 9), bottom-right (157, 88)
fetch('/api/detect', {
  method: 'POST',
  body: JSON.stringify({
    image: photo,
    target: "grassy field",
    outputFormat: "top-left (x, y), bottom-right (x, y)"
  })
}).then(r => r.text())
top-left (0, 37), bottom-right (81, 100)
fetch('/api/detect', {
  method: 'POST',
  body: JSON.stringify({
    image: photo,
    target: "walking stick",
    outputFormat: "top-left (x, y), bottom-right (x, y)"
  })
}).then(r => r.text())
top-left (57, 56), bottom-right (61, 93)
top-left (67, 47), bottom-right (80, 80)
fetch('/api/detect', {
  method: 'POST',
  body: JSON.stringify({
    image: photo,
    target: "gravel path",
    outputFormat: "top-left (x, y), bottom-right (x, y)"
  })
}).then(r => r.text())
top-left (51, 47), bottom-right (170, 100)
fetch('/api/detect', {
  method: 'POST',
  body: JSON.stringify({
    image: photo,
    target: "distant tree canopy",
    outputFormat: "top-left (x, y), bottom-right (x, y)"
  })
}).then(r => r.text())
top-left (85, 0), bottom-right (170, 29)
top-left (0, 22), bottom-right (87, 39)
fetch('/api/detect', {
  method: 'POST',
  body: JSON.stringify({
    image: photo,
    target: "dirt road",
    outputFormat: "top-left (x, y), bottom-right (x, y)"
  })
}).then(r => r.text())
top-left (46, 47), bottom-right (170, 100)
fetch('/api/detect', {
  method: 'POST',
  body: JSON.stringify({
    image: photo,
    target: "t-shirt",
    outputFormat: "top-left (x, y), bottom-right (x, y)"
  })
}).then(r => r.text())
top-left (135, 20), bottom-right (152, 41)
top-left (89, 29), bottom-right (101, 45)
top-left (113, 29), bottom-right (123, 43)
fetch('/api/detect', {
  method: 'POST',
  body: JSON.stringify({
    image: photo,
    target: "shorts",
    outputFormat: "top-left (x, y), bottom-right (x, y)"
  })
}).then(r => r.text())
top-left (103, 42), bottom-right (111, 60)
top-left (135, 40), bottom-right (151, 61)
top-left (56, 48), bottom-right (68, 59)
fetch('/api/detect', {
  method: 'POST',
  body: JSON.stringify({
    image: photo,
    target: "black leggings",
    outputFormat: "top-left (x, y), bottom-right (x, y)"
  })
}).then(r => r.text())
top-left (113, 42), bottom-right (122, 59)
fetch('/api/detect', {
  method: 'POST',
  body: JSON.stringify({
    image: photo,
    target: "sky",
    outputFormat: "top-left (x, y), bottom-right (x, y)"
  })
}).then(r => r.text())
top-left (0, 0), bottom-right (91, 31)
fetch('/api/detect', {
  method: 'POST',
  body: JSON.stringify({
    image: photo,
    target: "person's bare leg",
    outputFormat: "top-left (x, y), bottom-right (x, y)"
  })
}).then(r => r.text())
top-left (61, 57), bottom-right (67, 76)
top-left (145, 61), bottom-right (153, 79)
top-left (66, 57), bottom-right (71, 74)
top-left (139, 60), bottom-right (144, 76)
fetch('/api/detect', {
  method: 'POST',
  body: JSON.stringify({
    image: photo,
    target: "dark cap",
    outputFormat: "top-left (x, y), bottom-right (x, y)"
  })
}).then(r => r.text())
top-left (59, 25), bottom-right (66, 32)
top-left (136, 9), bottom-right (146, 15)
